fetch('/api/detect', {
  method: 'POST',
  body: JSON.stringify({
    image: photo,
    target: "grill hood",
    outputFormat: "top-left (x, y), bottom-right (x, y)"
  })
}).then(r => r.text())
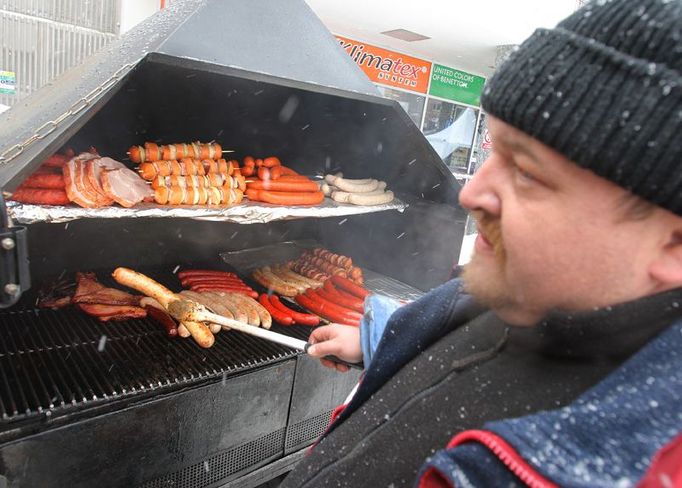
top-left (0, 0), bottom-right (460, 205)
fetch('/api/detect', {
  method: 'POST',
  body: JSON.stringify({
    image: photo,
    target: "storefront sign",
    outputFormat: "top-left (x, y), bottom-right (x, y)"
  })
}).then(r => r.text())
top-left (336, 36), bottom-right (431, 94)
top-left (429, 64), bottom-right (485, 106)
top-left (0, 71), bottom-right (16, 95)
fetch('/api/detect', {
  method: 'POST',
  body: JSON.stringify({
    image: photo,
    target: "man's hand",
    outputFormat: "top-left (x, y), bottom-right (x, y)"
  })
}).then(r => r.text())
top-left (306, 324), bottom-right (362, 373)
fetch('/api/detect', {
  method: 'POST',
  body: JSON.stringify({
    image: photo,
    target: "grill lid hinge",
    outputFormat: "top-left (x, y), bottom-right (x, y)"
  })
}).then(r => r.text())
top-left (0, 193), bottom-right (30, 308)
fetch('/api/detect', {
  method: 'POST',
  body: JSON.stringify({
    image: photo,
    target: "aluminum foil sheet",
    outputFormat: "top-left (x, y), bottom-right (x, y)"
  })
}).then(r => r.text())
top-left (7, 198), bottom-right (408, 225)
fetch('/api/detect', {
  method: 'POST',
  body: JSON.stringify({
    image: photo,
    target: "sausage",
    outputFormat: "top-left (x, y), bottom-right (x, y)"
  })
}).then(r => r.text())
top-left (269, 294), bottom-right (320, 326)
top-left (257, 167), bottom-right (271, 181)
top-left (143, 304), bottom-right (179, 337)
top-left (177, 323), bottom-right (191, 338)
top-left (262, 157), bottom-right (281, 168)
top-left (10, 187), bottom-right (71, 205)
top-left (330, 275), bottom-right (371, 299)
top-left (294, 294), bottom-right (360, 326)
top-left (278, 166), bottom-right (299, 176)
top-left (226, 293), bottom-right (260, 326)
top-left (21, 173), bottom-right (66, 189)
top-left (321, 280), bottom-right (364, 313)
top-left (42, 154), bottom-right (70, 168)
top-left (274, 265), bottom-right (322, 288)
top-left (178, 291), bottom-right (223, 334)
top-left (248, 189), bottom-right (324, 206)
top-left (191, 286), bottom-right (258, 298)
top-left (325, 280), bottom-right (364, 306)
top-left (252, 268), bottom-right (300, 297)
top-left (208, 292), bottom-right (249, 323)
top-left (304, 289), bottom-right (363, 319)
top-left (258, 294), bottom-right (293, 325)
top-left (112, 267), bottom-right (178, 308)
top-left (181, 278), bottom-right (252, 289)
top-left (178, 269), bottom-right (238, 279)
top-left (247, 179), bottom-right (319, 192)
top-left (260, 267), bottom-right (304, 296)
top-left (181, 320), bottom-right (215, 348)
top-left (348, 191), bottom-right (394, 206)
top-left (180, 274), bottom-right (247, 284)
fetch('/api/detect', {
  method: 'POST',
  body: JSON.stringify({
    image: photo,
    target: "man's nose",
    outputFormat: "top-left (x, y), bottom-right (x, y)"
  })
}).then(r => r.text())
top-left (458, 157), bottom-right (502, 216)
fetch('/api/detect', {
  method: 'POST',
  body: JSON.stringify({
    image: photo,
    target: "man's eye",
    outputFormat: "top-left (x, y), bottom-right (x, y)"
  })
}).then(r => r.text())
top-left (514, 165), bottom-right (536, 183)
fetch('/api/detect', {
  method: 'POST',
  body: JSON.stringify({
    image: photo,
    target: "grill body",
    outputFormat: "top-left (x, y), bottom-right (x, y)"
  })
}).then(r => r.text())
top-left (0, 1), bottom-right (467, 486)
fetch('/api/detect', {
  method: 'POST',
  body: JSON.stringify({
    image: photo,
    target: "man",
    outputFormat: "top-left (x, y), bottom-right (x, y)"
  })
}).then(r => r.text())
top-left (282, 0), bottom-right (682, 486)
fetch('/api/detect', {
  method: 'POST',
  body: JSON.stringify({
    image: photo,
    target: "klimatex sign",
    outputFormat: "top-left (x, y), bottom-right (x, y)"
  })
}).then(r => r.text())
top-left (336, 36), bottom-right (431, 93)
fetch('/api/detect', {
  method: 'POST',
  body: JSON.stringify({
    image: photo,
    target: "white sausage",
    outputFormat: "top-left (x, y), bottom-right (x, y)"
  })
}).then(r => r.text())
top-left (348, 191), bottom-right (394, 206)
top-left (333, 177), bottom-right (379, 193)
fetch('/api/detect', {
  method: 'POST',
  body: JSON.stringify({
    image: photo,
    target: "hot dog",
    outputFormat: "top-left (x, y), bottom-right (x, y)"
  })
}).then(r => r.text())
top-left (247, 189), bottom-right (324, 206)
top-left (142, 303), bottom-right (179, 337)
top-left (330, 275), bottom-right (371, 299)
top-left (246, 179), bottom-right (319, 193)
top-left (294, 294), bottom-right (360, 326)
top-left (10, 187), bottom-right (71, 205)
top-left (257, 294), bottom-right (291, 326)
top-left (304, 289), bottom-right (363, 319)
top-left (322, 280), bottom-right (364, 313)
top-left (178, 269), bottom-right (238, 279)
top-left (269, 294), bottom-right (320, 326)
top-left (261, 157), bottom-right (281, 168)
top-left (21, 173), bottom-right (66, 189)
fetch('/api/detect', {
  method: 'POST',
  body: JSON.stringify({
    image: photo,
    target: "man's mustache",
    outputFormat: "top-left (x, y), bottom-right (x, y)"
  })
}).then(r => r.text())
top-left (471, 211), bottom-right (505, 260)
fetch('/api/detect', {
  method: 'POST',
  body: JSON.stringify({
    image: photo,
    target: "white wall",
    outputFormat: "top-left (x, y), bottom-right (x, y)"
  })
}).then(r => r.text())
top-left (119, 0), bottom-right (160, 34)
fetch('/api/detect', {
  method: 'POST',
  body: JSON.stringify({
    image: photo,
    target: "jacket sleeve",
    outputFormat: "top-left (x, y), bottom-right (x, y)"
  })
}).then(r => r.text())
top-left (360, 294), bottom-right (403, 367)
top-left (415, 443), bottom-right (523, 488)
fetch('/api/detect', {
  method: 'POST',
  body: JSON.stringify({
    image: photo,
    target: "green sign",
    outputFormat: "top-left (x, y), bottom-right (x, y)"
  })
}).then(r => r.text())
top-left (0, 71), bottom-right (16, 95)
top-left (429, 64), bottom-right (485, 106)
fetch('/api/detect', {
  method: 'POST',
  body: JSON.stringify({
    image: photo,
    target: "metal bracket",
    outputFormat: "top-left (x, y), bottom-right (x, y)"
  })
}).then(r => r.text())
top-left (0, 194), bottom-right (30, 308)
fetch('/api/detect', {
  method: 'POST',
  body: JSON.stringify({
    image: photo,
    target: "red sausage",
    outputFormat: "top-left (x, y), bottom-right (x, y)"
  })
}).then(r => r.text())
top-left (177, 269), bottom-right (238, 279)
top-left (247, 179), bottom-right (319, 192)
top-left (181, 277), bottom-right (247, 287)
top-left (143, 305), bottom-right (179, 337)
top-left (42, 154), bottom-right (70, 168)
top-left (324, 280), bottom-right (364, 306)
top-left (10, 187), bottom-right (71, 205)
top-left (21, 173), bottom-right (66, 189)
top-left (294, 294), bottom-right (360, 326)
top-left (249, 189), bottom-right (324, 206)
top-left (262, 157), bottom-right (281, 168)
top-left (188, 282), bottom-right (254, 292)
top-left (304, 289), bottom-right (362, 320)
top-left (330, 275), bottom-right (371, 299)
top-left (318, 284), bottom-right (364, 313)
top-left (258, 294), bottom-right (294, 325)
top-left (270, 294), bottom-right (320, 326)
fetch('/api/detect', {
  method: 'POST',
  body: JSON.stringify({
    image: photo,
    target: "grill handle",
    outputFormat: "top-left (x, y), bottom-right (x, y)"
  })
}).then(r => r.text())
top-left (0, 193), bottom-right (30, 308)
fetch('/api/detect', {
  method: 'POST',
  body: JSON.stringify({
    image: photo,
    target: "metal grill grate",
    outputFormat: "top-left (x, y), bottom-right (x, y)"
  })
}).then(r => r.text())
top-left (284, 409), bottom-right (332, 452)
top-left (0, 304), bottom-right (310, 425)
top-left (140, 428), bottom-right (286, 488)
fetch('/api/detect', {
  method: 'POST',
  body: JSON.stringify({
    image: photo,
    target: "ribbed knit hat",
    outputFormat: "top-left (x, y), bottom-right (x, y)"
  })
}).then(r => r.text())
top-left (481, 0), bottom-right (682, 215)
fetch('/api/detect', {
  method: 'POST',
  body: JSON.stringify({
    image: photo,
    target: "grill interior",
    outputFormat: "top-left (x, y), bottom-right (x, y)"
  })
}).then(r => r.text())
top-left (0, 266), bottom-right (310, 432)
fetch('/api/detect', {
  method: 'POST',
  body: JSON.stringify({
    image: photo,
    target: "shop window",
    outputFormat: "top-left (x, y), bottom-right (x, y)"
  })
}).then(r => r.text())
top-left (375, 85), bottom-right (426, 127)
top-left (422, 99), bottom-right (478, 174)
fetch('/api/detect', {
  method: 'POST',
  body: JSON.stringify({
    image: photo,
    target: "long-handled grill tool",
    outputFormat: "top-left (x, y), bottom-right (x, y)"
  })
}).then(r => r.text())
top-left (168, 299), bottom-right (363, 370)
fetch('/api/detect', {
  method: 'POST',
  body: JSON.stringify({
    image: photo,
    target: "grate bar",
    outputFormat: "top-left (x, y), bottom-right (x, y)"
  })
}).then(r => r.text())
top-left (0, 330), bottom-right (34, 415)
top-left (8, 314), bottom-right (55, 410)
top-left (15, 313), bottom-right (66, 409)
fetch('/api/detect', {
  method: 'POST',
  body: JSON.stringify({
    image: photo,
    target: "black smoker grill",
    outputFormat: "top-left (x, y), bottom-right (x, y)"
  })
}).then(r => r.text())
top-left (0, 1), bottom-right (467, 486)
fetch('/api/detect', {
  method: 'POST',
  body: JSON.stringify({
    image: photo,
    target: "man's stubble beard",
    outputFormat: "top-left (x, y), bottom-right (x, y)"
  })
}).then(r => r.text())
top-left (460, 212), bottom-right (514, 309)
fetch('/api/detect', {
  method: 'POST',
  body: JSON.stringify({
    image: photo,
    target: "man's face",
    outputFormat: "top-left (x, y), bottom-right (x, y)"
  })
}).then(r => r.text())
top-left (459, 116), bottom-right (665, 326)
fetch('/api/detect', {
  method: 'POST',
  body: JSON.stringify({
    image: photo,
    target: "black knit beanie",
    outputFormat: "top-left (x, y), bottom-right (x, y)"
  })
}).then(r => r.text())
top-left (481, 0), bottom-right (682, 215)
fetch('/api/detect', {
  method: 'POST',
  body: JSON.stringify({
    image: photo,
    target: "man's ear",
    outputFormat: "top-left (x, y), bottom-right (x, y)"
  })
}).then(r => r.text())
top-left (650, 229), bottom-right (682, 286)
